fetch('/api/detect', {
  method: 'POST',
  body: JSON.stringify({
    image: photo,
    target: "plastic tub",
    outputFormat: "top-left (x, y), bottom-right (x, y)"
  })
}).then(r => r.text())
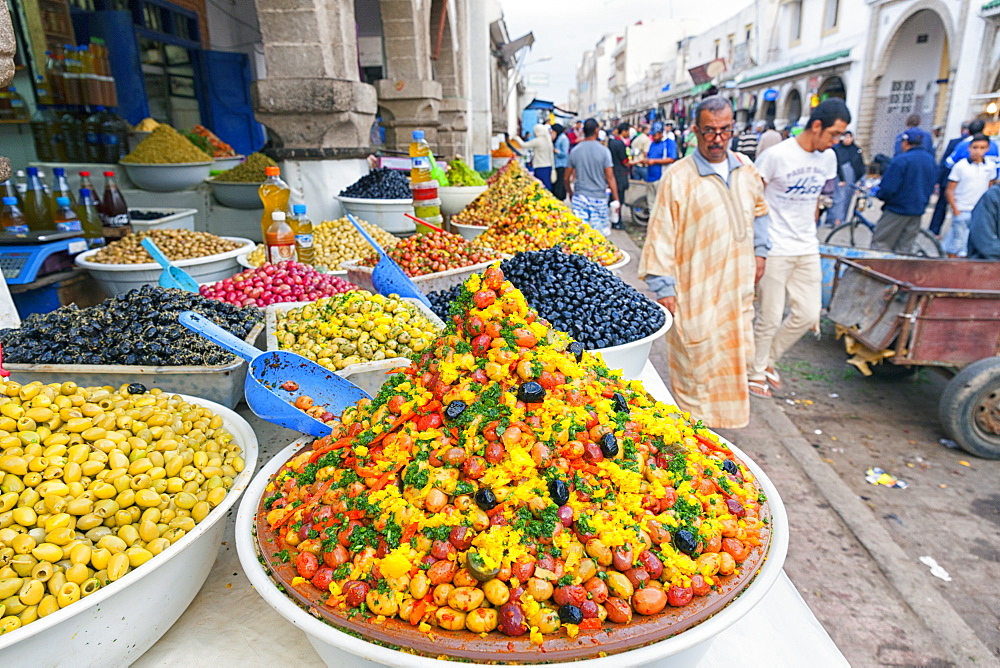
top-left (236, 429), bottom-right (787, 668)
top-left (338, 196), bottom-right (414, 234)
top-left (75, 236), bottom-right (255, 297)
top-left (450, 221), bottom-right (487, 241)
top-left (340, 256), bottom-right (502, 295)
top-left (439, 185), bottom-right (487, 215)
top-left (413, 198), bottom-right (442, 219)
top-left (0, 394), bottom-right (258, 666)
top-left (129, 208), bottom-right (198, 232)
top-left (208, 178), bottom-right (264, 209)
top-left (5, 322), bottom-right (264, 409)
top-left (410, 181), bottom-right (439, 201)
top-left (121, 161), bottom-right (214, 192)
top-left (593, 303), bottom-right (672, 379)
top-left (265, 299), bottom-right (444, 396)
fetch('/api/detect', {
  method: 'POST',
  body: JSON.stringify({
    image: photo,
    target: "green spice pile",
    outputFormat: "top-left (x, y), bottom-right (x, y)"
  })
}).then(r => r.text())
top-left (214, 152), bottom-right (277, 183)
top-left (121, 124), bottom-right (213, 164)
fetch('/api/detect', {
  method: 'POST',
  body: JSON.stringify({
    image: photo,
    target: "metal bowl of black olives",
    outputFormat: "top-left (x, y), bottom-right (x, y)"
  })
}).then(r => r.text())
top-left (0, 286), bottom-right (264, 408)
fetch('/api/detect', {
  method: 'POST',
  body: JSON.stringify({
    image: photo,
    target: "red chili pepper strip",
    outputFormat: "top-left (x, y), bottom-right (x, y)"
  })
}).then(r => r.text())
top-left (370, 472), bottom-right (394, 492)
top-left (401, 521), bottom-right (418, 544)
top-left (578, 618), bottom-right (602, 630)
top-left (695, 432), bottom-right (730, 454)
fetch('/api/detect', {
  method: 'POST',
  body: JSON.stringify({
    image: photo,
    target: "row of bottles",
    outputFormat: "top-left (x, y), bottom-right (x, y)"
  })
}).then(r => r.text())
top-left (36, 42), bottom-right (117, 110)
top-left (31, 106), bottom-right (128, 164)
top-left (410, 130), bottom-right (442, 229)
top-left (0, 86), bottom-right (28, 121)
top-left (0, 167), bottom-right (131, 245)
top-left (258, 166), bottom-right (314, 264)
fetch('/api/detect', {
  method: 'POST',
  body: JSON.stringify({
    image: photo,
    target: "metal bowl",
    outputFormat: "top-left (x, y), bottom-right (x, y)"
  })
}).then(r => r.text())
top-left (120, 161), bottom-right (214, 192)
top-left (208, 178), bottom-right (264, 209)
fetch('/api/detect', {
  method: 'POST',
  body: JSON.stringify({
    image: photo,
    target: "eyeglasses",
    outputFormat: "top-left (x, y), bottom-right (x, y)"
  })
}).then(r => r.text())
top-left (697, 126), bottom-right (734, 139)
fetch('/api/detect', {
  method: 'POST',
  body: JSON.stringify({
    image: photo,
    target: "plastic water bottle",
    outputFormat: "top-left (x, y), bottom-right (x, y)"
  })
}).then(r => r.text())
top-left (53, 196), bottom-right (82, 232)
top-left (291, 204), bottom-right (314, 265)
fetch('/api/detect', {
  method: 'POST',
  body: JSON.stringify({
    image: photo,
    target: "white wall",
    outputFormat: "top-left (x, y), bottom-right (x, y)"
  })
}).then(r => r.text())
top-left (205, 0), bottom-right (266, 79)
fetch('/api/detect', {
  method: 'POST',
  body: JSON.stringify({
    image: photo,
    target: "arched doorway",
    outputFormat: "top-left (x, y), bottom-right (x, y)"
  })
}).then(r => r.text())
top-left (869, 8), bottom-right (949, 156)
top-left (819, 76), bottom-right (847, 101)
top-left (785, 89), bottom-right (802, 128)
top-left (763, 100), bottom-right (776, 125)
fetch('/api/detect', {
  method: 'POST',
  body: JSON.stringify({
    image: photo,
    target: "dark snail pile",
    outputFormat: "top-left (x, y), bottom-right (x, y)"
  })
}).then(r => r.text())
top-left (0, 285), bottom-right (261, 366)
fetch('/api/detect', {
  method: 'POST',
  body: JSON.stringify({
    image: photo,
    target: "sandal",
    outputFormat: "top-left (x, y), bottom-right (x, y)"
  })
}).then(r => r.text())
top-left (764, 367), bottom-right (782, 390)
top-left (748, 380), bottom-right (772, 398)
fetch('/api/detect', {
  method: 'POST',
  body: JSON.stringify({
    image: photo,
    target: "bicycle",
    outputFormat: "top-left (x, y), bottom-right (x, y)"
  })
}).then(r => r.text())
top-left (624, 178), bottom-right (651, 226)
top-left (824, 184), bottom-right (943, 257)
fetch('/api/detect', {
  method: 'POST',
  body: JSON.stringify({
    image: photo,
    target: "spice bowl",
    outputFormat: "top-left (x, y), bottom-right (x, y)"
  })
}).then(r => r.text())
top-left (121, 161), bottom-right (214, 192)
top-left (213, 155), bottom-right (245, 170)
top-left (208, 178), bottom-right (264, 209)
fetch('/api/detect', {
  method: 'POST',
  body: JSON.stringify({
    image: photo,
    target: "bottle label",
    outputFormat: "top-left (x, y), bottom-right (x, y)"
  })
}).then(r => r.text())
top-left (411, 156), bottom-right (431, 170)
top-left (5, 224), bottom-right (29, 235)
top-left (267, 243), bottom-right (297, 264)
top-left (103, 133), bottom-right (119, 145)
top-left (100, 213), bottom-right (131, 228)
top-left (56, 220), bottom-right (82, 232)
top-left (295, 234), bottom-right (313, 248)
top-left (86, 132), bottom-right (99, 144)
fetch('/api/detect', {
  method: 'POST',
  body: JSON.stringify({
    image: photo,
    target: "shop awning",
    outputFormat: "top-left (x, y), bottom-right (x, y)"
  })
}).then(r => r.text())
top-left (523, 98), bottom-right (577, 118)
top-left (740, 49), bottom-right (852, 85)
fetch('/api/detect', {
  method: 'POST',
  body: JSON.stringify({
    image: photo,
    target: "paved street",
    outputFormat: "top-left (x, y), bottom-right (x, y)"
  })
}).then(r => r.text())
top-left (610, 225), bottom-right (1000, 667)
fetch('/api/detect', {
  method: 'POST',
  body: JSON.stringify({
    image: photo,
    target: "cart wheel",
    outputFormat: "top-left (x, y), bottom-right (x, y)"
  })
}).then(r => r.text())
top-left (938, 357), bottom-right (1000, 459)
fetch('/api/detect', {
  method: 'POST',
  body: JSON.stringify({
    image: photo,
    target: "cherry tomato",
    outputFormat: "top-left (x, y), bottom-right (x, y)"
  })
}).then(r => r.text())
top-left (295, 551), bottom-right (319, 579)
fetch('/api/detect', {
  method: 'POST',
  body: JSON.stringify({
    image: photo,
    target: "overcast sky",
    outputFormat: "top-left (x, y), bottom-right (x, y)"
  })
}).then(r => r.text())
top-left (500, 0), bottom-right (750, 107)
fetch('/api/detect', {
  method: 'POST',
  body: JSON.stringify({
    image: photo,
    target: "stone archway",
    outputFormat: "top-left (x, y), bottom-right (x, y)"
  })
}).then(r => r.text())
top-left (866, 7), bottom-right (950, 156)
top-left (819, 76), bottom-right (847, 101)
top-left (785, 88), bottom-right (802, 128)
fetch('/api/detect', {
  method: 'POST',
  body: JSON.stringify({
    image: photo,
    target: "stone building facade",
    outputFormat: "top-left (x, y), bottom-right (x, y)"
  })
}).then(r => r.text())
top-left (1, 2), bottom-right (14, 182)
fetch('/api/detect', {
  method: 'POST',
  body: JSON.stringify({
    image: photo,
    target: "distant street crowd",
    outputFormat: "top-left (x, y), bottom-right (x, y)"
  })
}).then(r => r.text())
top-left (512, 98), bottom-right (1000, 430)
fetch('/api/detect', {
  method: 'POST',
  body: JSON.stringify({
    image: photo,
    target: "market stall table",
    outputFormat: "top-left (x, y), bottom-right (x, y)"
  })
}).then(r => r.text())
top-left (133, 360), bottom-right (848, 667)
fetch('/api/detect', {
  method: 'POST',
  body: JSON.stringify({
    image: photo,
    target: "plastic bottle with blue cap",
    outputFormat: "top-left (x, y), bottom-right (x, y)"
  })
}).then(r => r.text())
top-left (53, 196), bottom-right (81, 232)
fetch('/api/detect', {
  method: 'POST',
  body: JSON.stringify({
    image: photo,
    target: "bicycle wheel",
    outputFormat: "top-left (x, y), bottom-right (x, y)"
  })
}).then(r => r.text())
top-left (824, 220), bottom-right (873, 248)
top-left (630, 196), bottom-right (650, 225)
top-left (913, 229), bottom-right (944, 257)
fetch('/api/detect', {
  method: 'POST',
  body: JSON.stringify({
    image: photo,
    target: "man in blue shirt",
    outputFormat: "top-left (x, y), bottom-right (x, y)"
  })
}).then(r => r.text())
top-left (944, 118), bottom-right (1000, 169)
top-left (893, 114), bottom-right (935, 157)
top-left (642, 121), bottom-right (677, 210)
top-left (872, 132), bottom-right (938, 253)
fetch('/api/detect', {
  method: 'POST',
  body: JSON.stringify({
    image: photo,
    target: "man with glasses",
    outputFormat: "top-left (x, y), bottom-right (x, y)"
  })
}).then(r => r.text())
top-left (639, 96), bottom-right (770, 429)
top-left (749, 99), bottom-right (848, 398)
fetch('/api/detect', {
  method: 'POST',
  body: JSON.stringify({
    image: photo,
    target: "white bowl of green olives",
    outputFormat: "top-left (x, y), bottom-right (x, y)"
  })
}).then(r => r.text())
top-left (121, 161), bottom-right (214, 192)
top-left (0, 394), bottom-right (258, 666)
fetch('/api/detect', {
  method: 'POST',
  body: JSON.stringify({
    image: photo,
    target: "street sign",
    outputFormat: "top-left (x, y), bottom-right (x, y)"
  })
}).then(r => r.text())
top-left (525, 73), bottom-right (549, 87)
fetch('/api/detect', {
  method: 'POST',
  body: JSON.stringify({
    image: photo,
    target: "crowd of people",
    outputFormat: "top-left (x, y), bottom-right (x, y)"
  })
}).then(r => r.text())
top-left (514, 99), bottom-right (1000, 428)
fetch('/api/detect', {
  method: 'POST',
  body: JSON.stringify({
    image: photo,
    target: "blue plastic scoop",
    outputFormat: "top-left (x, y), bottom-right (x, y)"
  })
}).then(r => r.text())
top-left (178, 311), bottom-right (372, 437)
top-left (346, 213), bottom-right (432, 308)
top-left (142, 237), bottom-right (200, 293)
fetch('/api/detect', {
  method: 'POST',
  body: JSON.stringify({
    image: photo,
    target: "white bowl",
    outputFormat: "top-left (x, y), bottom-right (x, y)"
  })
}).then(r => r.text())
top-left (121, 161), bottom-right (214, 192)
top-left (128, 208), bottom-right (198, 232)
top-left (236, 429), bottom-right (787, 668)
top-left (605, 249), bottom-right (630, 272)
top-left (338, 196), bottom-right (414, 234)
top-left (451, 221), bottom-right (488, 241)
top-left (208, 178), bottom-right (264, 209)
top-left (213, 155), bottom-right (245, 170)
top-left (0, 395), bottom-right (258, 666)
top-left (438, 185), bottom-right (487, 215)
top-left (594, 302), bottom-right (672, 379)
top-left (76, 236), bottom-right (255, 296)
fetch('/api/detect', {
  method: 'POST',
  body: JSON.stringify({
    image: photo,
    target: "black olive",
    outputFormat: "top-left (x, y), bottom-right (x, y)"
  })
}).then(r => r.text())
top-left (568, 341), bottom-right (585, 361)
top-left (127, 383), bottom-right (148, 394)
top-left (613, 392), bottom-right (629, 414)
top-left (722, 459), bottom-right (739, 475)
top-left (475, 487), bottom-right (497, 511)
top-left (548, 479), bottom-right (569, 506)
top-left (444, 400), bottom-right (467, 421)
top-left (516, 381), bottom-right (545, 403)
top-left (673, 529), bottom-right (698, 555)
top-left (558, 604), bottom-right (583, 624)
top-left (599, 432), bottom-right (619, 458)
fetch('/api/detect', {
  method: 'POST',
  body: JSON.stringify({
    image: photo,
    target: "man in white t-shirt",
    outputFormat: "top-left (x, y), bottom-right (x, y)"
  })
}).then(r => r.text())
top-left (944, 133), bottom-right (998, 257)
top-left (749, 99), bottom-right (849, 398)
